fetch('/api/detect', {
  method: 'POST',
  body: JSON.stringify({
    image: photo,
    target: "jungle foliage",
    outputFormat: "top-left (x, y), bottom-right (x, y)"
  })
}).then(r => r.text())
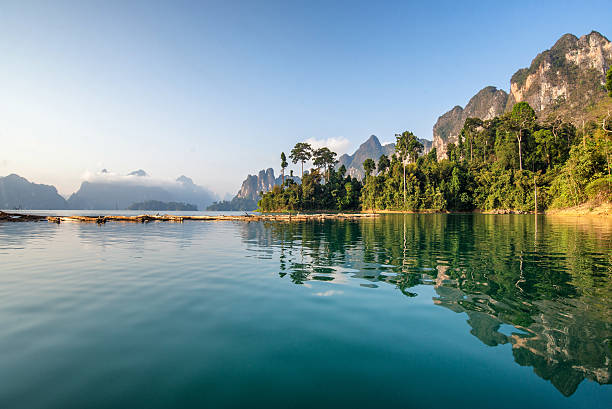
top-left (259, 101), bottom-right (611, 212)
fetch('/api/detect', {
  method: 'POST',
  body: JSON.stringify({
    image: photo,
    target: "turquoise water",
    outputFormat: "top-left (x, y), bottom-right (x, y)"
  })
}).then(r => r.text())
top-left (0, 214), bottom-right (610, 408)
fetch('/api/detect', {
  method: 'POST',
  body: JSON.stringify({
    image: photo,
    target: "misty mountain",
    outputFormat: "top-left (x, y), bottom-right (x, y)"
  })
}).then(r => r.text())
top-left (0, 174), bottom-right (68, 209)
top-left (67, 171), bottom-right (217, 210)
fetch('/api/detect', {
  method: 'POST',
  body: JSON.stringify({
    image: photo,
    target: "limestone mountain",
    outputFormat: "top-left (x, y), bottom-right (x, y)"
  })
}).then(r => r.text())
top-left (506, 31), bottom-right (611, 118)
top-left (209, 168), bottom-right (300, 211)
top-left (337, 135), bottom-right (395, 179)
top-left (0, 174), bottom-right (68, 209)
top-left (236, 168), bottom-right (300, 201)
top-left (236, 168), bottom-right (278, 202)
top-left (432, 87), bottom-right (509, 158)
top-left (433, 31), bottom-right (612, 159)
top-left (337, 135), bottom-right (431, 180)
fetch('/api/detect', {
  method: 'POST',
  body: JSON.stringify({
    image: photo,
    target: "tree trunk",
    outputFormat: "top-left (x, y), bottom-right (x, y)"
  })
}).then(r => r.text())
top-left (470, 137), bottom-right (473, 161)
top-left (517, 130), bottom-right (523, 171)
top-left (534, 176), bottom-right (538, 214)
top-left (403, 163), bottom-right (406, 206)
top-left (301, 162), bottom-right (304, 180)
top-left (281, 169), bottom-right (285, 189)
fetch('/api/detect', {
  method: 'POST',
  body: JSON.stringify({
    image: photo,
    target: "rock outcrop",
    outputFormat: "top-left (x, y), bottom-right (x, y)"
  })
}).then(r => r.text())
top-left (336, 135), bottom-right (394, 179)
top-left (433, 86), bottom-right (509, 159)
top-left (433, 31), bottom-right (612, 159)
top-left (506, 31), bottom-right (611, 117)
top-left (209, 169), bottom-right (298, 211)
top-left (236, 168), bottom-right (277, 201)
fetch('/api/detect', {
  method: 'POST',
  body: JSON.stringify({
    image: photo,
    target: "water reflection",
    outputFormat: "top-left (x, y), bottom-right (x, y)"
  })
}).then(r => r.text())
top-left (240, 215), bottom-right (611, 396)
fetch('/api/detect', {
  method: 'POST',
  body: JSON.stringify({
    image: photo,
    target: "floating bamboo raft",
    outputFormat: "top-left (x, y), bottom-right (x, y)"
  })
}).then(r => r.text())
top-left (0, 211), bottom-right (380, 224)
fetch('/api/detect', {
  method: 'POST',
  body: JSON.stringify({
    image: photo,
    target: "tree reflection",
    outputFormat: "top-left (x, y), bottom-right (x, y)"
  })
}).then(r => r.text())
top-left (240, 214), bottom-right (611, 396)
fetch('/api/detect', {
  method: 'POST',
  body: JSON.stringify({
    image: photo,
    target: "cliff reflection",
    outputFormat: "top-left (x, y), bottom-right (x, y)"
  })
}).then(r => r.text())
top-left (240, 214), bottom-right (611, 396)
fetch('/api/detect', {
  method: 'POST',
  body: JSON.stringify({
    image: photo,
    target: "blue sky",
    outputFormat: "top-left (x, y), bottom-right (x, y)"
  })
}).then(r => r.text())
top-left (0, 0), bottom-right (610, 197)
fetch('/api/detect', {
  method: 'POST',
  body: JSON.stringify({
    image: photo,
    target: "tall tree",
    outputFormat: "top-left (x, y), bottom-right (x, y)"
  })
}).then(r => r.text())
top-left (395, 131), bottom-right (416, 206)
top-left (396, 131), bottom-right (424, 206)
top-left (377, 154), bottom-right (390, 174)
top-left (462, 117), bottom-right (483, 162)
top-left (407, 133), bottom-right (424, 163)
top-left (363, 158), bottom-right (375, 177)
top-left (280, 152), bottom-right (288, 188)
top-left (510, 102), bottom-right (536, 171)
top-left (312, 147), bottom-right (338, 182)
top-left (290, 142), bottom-right (313, 179)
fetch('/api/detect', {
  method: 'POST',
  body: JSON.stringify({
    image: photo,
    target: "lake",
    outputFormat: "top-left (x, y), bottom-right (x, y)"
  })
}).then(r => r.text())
top-left (0, 214), bottom-right (610, 408)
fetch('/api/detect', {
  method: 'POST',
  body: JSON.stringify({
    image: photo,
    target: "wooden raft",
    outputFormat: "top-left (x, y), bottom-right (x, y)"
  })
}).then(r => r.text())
top-left (39, 213), bottom-right (380, 224)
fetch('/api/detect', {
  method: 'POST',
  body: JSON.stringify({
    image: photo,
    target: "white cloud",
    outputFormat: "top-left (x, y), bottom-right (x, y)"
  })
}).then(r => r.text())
top-left (305, 137), bottom-right (351, 155)
top-left (80, 169), bottom-right (181, 188)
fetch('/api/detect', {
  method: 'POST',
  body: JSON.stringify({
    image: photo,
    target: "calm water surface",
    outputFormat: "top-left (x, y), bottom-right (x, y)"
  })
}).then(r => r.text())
top-left (0, 214), bottom-right (610, 408)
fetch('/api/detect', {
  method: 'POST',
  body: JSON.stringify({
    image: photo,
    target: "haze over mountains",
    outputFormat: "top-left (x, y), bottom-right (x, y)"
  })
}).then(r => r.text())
top-left (0, 174), bottom-right (68, 210)
top-left (0, 171), bottom-right (217, 210)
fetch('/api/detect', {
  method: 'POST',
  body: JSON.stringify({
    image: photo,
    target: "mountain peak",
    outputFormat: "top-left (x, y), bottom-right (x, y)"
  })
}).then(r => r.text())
top-left (128, 169), bottom-right (148, 177)
top-left (176, 175), bottom-right (194, 185)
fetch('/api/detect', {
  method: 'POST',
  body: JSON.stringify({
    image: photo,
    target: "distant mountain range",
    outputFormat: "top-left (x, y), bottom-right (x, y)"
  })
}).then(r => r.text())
top-left (0, 174), bottom-right (68, 209)
top-left (0, 171), bottom-right (217, 210)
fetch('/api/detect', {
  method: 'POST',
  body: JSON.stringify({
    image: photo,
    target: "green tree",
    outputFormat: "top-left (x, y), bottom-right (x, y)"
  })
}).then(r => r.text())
top-left (312, 147), bottom-right (338, 182)
top-left (280, 152), bottom-right (288, 187)
top-left (396, 131), bottom-right (422, 206)
top-left (510, 102), bottom-right (536, 171)
top-left (363, 158), bottom-right (376, 177)
top-left (462, 117), bottom-right (483, 161)
top-left (377, 154), bottom-right (390, 174)
top-left (290, 142), bottom-right (313, 179)
top-left (407, 133), bottom-right (424, 163)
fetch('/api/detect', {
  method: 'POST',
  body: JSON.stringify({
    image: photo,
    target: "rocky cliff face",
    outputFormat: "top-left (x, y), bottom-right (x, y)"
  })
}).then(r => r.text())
top-left (506, 31), bottom-right (611, 116)
top-left (336, 135), bottom-right (393, 179)
top-left (235, 168), bottom-right (299, 201)
top-left (432, 31), bottom-right (612, 159)
top-left (433, 86), bottom-right (509, 159)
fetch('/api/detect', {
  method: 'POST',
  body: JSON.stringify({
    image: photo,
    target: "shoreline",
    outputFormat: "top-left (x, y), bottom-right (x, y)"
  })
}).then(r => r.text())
top-left (2, 203), bottom-right (610, 224)
top-left (0, 211), bottom-right (380, 224)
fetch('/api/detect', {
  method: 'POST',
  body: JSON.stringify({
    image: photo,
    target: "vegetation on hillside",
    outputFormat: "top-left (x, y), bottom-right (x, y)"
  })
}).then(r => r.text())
top-left (259, 92), bottom-right (612, 213)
